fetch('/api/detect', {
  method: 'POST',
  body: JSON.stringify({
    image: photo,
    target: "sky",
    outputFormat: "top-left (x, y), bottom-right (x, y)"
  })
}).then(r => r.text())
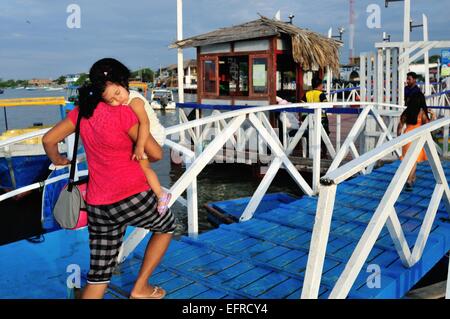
top-left (0, 0), bottom-right (449, 80)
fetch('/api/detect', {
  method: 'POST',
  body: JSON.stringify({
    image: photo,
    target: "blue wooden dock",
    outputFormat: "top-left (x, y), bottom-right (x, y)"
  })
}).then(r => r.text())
top-left (0, 160), bottom-right (449, 299)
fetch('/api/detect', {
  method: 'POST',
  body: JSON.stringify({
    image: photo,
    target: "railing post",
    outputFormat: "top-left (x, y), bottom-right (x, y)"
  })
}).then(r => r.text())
top-left (185, 156), bottom-right (198, 238)
top-left (178, 108), bottom-right (187, 146)
top-left (281, 112), bottom-right (287, 150)
top-left (301, 184), bottom-right (337, 299)
top-left (308, 113), bottom-right (314, 159)
top-left (336, 113), bottom-right (341, 152)
top-left (312, 107), bottom-right (321, 193)
top-left (195, 109), bottom-right (202, 156)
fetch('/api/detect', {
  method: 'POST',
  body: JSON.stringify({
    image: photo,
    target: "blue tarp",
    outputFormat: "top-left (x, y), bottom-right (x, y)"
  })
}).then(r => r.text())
top-left (0, 155), bottom-right (51, 189)
top-left (41, 161), bottom-right (88, 233)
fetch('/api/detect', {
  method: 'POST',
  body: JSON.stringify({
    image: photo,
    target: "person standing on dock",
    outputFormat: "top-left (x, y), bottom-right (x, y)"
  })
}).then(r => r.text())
top-left (43, 66), bottom-right (177, 299)
top-left (397, 92), bottom-right (430, 191)
top-left (301, 77), bottom-right (330, 158)
top-left (404, 72), bottom-right (423, 104)
top-left (90, 58), bottom-right (171, 214)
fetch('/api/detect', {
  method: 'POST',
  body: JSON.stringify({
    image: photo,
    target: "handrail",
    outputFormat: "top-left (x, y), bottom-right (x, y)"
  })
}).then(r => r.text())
top-left (0, 169), bottom-right (89, 202)
top-left (0, 97), bottom-right (66, 107)
top-left (329, 86), bottom-right (361, 94)
top-left (322, 117), bottom-right (450, 185)
top-left (169, 102), bottom-right (404, 135)
top-left (0, 128), bottom-right (51, 148)
top-left (425, 90), bottom-right (450, 99)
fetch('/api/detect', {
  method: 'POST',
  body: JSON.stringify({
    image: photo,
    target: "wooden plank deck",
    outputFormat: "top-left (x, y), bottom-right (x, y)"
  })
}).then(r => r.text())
top-left (0, 160), bottom-right (449, 299)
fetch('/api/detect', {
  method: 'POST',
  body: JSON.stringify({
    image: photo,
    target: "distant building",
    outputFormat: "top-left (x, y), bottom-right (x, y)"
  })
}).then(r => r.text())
top-left (65, 74), bottom-right (81, 84)
top-left (184, 59), bottom-right (198, 89)
top-left (157, 59), bottom-right (197, 89)
top-left (340, 65), bottom-right (360, 82)
top-left (28, 78), bottom-right (53, 87)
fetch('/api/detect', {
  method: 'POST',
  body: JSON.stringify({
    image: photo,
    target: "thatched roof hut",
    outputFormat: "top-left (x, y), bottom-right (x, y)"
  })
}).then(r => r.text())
top-left (171, 16), bottom-right (342, 75)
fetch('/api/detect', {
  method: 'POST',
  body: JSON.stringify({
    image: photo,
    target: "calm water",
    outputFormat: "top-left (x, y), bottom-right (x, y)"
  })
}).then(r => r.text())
top-left (0, 88), bottom-right (303, 241)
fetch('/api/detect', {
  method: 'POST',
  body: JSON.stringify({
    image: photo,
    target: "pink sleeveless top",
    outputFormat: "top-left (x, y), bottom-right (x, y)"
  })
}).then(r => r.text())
top-left (68, 102), bottom-right (149, 205)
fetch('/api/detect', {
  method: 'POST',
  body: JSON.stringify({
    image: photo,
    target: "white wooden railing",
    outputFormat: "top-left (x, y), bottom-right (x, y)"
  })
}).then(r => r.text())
top-left (329, 87), bottom-right (361, 103)
top-left (301, 117), bottom-right (450, 299)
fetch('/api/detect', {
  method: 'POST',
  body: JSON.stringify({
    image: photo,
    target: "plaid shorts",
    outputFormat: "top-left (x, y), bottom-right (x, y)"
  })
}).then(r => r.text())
top-left (85, 189), bottom-right (176, 284)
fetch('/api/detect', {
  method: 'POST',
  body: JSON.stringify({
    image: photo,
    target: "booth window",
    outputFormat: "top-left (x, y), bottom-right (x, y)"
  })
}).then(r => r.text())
top-left (219, 56), bottom-right (249, 96)
top-left (251, 57), bottom-right (268, 94)
top-left (203, 59), bottom-right (217, 93)
top-left (276, 54), bottom-right (297, 102)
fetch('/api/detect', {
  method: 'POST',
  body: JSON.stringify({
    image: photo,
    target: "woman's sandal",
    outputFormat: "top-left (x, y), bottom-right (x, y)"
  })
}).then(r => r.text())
top-left (130, 286), bottom-right (166, 299)
top-left (157, 192), bottom-right (172, 215)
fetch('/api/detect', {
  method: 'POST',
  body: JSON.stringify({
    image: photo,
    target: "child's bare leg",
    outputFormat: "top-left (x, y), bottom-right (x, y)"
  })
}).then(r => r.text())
top-left (139, 160), bottom-right (163, 198)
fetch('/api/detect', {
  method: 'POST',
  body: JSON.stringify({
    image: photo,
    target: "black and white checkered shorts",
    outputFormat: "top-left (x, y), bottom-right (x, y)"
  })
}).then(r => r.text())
top-left (85, 189), bottom-right (176, 284)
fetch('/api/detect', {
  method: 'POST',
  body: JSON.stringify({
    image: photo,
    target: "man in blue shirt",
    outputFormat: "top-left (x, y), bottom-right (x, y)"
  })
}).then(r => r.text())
top-left (404, 72), bottom-right (422, 104)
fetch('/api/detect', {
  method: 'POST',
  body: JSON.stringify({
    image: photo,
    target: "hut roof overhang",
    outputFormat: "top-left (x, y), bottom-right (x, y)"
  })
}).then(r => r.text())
top-left (171, 16), bottom-right (343, 74)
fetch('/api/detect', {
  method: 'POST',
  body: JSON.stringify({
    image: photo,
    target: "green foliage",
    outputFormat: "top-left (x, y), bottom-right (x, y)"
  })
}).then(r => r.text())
top-left (74, 73), bottom-right (88, 86)
top-left (131, 68), bottom-right (154, 83)
top-left (55, 76), bottom-right (66, 85)
top-left (0, 79), bottom-right (29, 88)
top-left (414, 55), bottom-right (440, 64)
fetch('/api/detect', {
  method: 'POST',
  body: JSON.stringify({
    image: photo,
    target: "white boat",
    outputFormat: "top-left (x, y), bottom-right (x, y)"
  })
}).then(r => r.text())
top-left (149, 89), bottom-right (176, 110)
top-left (46, 87), bottom-right (64, 91)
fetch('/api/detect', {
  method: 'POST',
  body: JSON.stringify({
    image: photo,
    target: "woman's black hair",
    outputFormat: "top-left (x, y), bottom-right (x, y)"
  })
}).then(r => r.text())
top-left (77, 58), bottom-right (131, 118)
top-left (403, 92), bottom-right (428, 125)
top-left (77, 82), bottom-right (104, 119)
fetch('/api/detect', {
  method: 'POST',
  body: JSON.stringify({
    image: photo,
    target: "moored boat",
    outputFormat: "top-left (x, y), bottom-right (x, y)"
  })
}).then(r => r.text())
top-left (149, 89), bottom-right (176, 110)
top-left (0, 97), bottom-right (71, 191)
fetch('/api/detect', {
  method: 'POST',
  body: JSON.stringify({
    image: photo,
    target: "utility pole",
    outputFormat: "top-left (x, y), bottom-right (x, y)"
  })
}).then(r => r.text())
top-left (326, 27), bottom-right (333, 99)
top-left (349, 0), bottom-right (355, 65)
top-left (423, 14), bottom-right (430, 96)
top-left (177, 0), bottom-right (185, 103)
top-left (400, 0), bottom-right (411, 105)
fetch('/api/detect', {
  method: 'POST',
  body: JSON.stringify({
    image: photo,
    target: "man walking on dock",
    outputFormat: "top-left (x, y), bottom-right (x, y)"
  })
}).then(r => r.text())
top-left (404, 72), bottom-right (423, 104)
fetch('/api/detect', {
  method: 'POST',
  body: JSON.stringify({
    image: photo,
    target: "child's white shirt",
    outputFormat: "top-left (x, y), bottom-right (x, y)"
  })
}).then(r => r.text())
top-left (127, 90), bottom-right (166, 146)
